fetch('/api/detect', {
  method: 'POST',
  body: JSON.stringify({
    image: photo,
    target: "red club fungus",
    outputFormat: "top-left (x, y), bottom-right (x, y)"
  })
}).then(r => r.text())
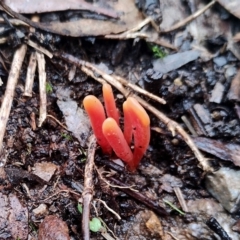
top-left (83, 85), bottom-right (150, 171)
top-left (102, 83), bottom-right (119, 125)
top-left (83, 95), bottom-right (112, 154)
top-left (124, 97), bottom-right (150, 170)
top-left (102, 117), bottom-right (133, 164)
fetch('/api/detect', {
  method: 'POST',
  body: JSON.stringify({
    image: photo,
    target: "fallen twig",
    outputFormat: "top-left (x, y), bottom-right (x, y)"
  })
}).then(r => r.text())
top-left (0, 17), bottom-right (29, 26)
top-left (115, 75), bottom-right (166, 105)
top-left (82, 135), bottom-right (97, 240)
top-left (162, 0), bottom-right (216, 33)
top-left (109, 177), bottom-right (167, 216)
top-left (0, 44), bottom-right (27, 152)
top-left (96, 199), bottom-right (121, 220)
top-left (173, 187), bottom-right (189, 213)
top-left (47, 114), bottom-right (68, 131)
top-left (36, 52), bottom-right (47, 127)
top-left (57, 52), bottom-right (212, 172)
top-left (26, 39), bottom-right (53, 59)
top-left (24, 51), bottom-right (37, 97)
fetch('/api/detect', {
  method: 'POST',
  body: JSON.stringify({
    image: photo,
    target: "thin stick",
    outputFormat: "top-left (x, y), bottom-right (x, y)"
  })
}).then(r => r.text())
top-left (109, 177), bottom-right (167, 216)
top-left (0, 44), bottom-right (27, 152)
top-left (115, 75), bottom-right (166, 104)
top-left (173, 187), bottom-right (189, 213)
top-left (0, 17), bottom-right (29, 26)
top-left (30, 112), bottom-right (37, 130)
top-left (27, 39), bottom-right (53, 59)
top-left (47, 114), bottom-right (68, 130)
top-left (24, 51), bottom-right (37, 97)
top-left (181, 115), bottom-right (197, 137)
top-left (82, 135), bottom-right (97, 240)
top-left (36, 52), bottom-right (47, 127)
top-left (56, 52), bottom-right (212, 173)
top-left (162, 0), bottom-right (216, 33)
top-left (96, 199), bottom-right (121, 220)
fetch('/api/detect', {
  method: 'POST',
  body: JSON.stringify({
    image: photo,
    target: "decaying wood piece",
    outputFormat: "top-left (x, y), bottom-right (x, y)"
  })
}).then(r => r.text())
top-left (82, 135), bottom-right (97, 240)
top-left (227, 69), bottom-right (240, 101)
top-left (36, 52), bottom-right (47, 127)
top-left (57, 52), bottom-right (212, 173)
top-left (0, 44), bottom-right (27, 152)
top-left (23, 51), bottom-right (37, 97)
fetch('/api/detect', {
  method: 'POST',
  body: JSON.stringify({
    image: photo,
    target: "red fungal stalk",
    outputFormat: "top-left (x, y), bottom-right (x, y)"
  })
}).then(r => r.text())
top-left (102, 84), bottom-right (119, 125)
top-left (83, 95), bottom-right (112, 154)
top-left (102, 118), bottom-right (133, 164)
top-left (124, 97), bottom-right (150, 170)
top-left (123, 100), bottom-right (133, 145)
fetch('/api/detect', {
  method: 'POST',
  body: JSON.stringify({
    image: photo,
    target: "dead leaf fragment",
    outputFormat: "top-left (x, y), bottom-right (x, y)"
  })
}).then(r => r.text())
top-left (38, 215), bottom-right (70, 240)
top-left (4, 0), bottom-right (119, 18)
top-left (3, 0), bottom-right (143, 37)
top-left (56, 88), bottom-right (90, 147)
top-left (227, 70), bottom-right (240, 101)
top-left (0, 193), bottom-right (28, 240)
top-left (33, 162), bottom-right (57, 182)
top-left (146, 212), bottom-right (164, 238)
top-left (217, 0), bottom-right (240, 19)
top-left (193, 137), bottom-right (240, 167)
top-left (152, 50), bottom-right (200, 74)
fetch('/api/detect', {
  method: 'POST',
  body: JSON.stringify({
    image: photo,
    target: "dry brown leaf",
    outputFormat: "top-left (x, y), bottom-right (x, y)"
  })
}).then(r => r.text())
top-left (4, 0), bottom-right (143, 37)
top-left (217, 0), bottom-right (240, 19)
top-left (4, 0), bottom-right (118, 18)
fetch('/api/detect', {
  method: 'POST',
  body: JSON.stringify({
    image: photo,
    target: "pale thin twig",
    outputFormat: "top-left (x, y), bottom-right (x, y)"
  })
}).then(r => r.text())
top-left (115, 75), bottom-right (166, 104)
top-left (82, 135), bottom-right (97, 240)
top-left (30, 112), bottom-right (37, 130)
top-left (0, 17), bottom-right (29, 26)
top-left (104, 17), bottom-right (176, 50)
top-left (47, 114), bottom-right (68, 130)
top-left (162, 0), bottom-right (216, 33)
top-left (96, 199), bottom-right (121, 220)
top-left (166, 231), bottom-right (180, 240)
top-left (99, 217), bottom-right (119, 240)
top-left (105, 17), bottom-right (155, 39)
top-left (95, 165), bottom-right (138, 191)
top-left (27, 39), bottom-right (53, 58)
top-left (173, 187), bottom-right (189, 213)
top-left (181, 115), bottom-right (197, 137)
top-left (24, 51), bottom-right (37, 97)
top-left (0, 44), bottom-right (27, 151)
top-left (43, 189), bottom-right (81, 202)
top-left (36, 52), bottom-right (47, 127)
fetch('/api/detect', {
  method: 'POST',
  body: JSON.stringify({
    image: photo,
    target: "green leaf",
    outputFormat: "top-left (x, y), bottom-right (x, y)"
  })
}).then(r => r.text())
top-left (77, 203), bottom-right (83, 214)
top-left (61, 132), bottom-right (72, 141)
top-left (148, 43), bottom-right (167, 59)
top-left (89, 217), bottom-right (102, 232)
top-left (46, 82), bottom-right (53, 94)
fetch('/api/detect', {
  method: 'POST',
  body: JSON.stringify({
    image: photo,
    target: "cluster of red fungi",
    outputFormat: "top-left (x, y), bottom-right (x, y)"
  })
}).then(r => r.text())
top-left (83, 84), bottom-right (150, 171)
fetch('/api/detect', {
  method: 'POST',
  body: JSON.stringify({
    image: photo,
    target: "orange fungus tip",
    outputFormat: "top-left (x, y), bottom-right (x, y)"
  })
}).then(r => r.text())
top-left (102, 118), bottom-right (133, 164)
top-left (126, 97), bottom-right (150, 127)
top-left (83, 95), bottom-right (112, 154)
top-left (124, 97), bottom-right (150, 169)
top-left (102, 84), bottom-right (119, 125)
